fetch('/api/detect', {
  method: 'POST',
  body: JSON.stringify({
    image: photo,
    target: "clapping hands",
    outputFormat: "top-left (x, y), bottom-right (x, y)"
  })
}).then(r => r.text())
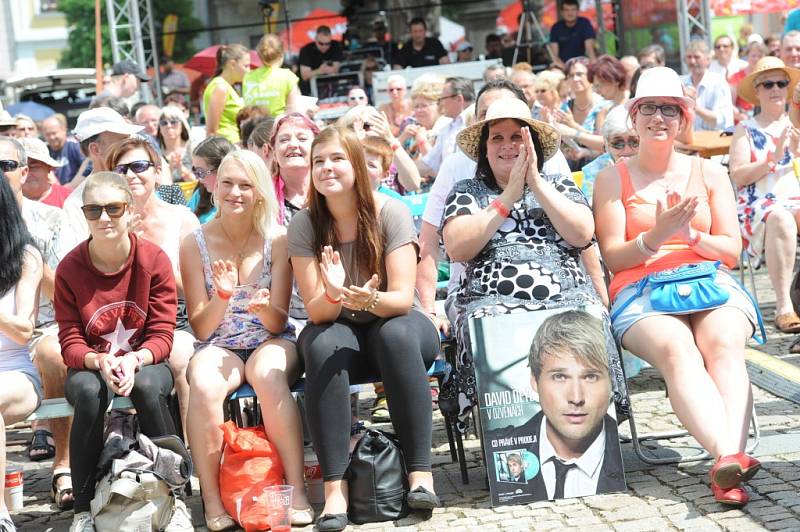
top-left (655, 190), bottom-right (698, 243)
top-left (212, 259), bottom-right (238, 298)
top-left (342, 274), bottom-right (380, 311)
top-left (319, 246), bottom-right (346, 300)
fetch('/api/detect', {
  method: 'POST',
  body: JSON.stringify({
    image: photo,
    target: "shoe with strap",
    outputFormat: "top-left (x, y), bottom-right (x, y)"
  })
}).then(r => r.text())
top-left (164, 498), bottom-right (194, 532)
top-left (69, 512), bottom-right (95, 532)
top-left (0, 513), bottom-right (16, 532)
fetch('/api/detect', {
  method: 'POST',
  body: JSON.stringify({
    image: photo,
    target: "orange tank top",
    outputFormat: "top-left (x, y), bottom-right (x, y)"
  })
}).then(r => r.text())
top-left (608, 157), bottom-right (713, 301)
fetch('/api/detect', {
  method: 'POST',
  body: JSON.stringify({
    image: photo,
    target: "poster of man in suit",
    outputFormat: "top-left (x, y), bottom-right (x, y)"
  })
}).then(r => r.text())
top-left (472, 307), bottom-right (626, 506)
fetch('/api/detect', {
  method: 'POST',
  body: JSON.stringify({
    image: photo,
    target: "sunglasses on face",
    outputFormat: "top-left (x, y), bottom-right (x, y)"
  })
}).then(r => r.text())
top-left (388, 87), bottom-right (404, 92)
top-left (159, 118), bottom-right (181, 127)
top-left (714, 43), bottom-right (732, 49)
top-left (0, 160), bottom-right (23, 172)
top-left (192, 166), bottom-right (215, 180)
top-left (316, 41), bottom-right (331, 47)
top-left (113, 160), bottom-right (153, 174)
top-left (609, 137), bottom-right (640, 150)
top-left (637, 103), bottom-right (681, 118)
top-left (81, 202), bottom-right (128, 221)
top-left (349, 95), bottom-right (367, 101)
top-left (758, 79), bottom-right (790, 90)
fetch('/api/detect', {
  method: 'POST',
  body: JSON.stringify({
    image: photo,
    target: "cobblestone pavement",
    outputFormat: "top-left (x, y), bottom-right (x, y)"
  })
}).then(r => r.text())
top-left (8, 268), bottom-right (800, 531)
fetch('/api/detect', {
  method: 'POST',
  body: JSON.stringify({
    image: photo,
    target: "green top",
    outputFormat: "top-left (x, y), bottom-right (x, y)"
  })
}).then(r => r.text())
top-left (203, 76), bottom-right (244, 144)
top-left (242, 65), bottom-right (298, 117)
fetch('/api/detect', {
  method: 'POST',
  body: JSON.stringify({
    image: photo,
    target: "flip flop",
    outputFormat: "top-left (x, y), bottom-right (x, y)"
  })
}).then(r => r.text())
top-left (28, 429), bottom-right (55, 462)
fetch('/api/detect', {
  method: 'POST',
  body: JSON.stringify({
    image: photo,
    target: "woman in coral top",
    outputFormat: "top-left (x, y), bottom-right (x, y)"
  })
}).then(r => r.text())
top-left (593, 68), bottom-right (760, 506)
top-left (54, 172), bottom-right (179, 532)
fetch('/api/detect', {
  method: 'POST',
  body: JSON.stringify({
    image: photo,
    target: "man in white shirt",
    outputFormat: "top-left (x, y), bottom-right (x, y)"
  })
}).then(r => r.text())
top-left (680, 40), bottom-right (734, 132)
top-left (416, 79), bottom-right (571, 328)
top-left (416, 77), bottom-right (475, 179)
top-left (487, 310), bottom-right (625, 500)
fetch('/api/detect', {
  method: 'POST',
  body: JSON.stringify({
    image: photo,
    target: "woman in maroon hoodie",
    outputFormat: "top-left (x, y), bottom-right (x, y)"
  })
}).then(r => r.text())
top-left (54, 171), bottom-right (179, 532)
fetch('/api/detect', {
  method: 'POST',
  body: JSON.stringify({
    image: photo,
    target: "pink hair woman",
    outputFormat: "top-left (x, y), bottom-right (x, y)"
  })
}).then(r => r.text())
top-left (593, 67), bottom-right (762, 506)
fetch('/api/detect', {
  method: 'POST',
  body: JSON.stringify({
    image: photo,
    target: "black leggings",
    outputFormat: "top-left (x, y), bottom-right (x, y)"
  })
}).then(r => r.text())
top-left (65, 363), bottom-right (176, 512)
top-left (298, 310), bottom-right (439, 481)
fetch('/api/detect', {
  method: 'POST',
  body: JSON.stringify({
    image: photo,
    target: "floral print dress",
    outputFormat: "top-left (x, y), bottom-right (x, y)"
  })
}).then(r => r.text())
top-left (438, 175), bottom-right (628, 431)
top-left (192, 228), bottom-right (295, 351)
top-left (736, 118), bottom-right (800, 259)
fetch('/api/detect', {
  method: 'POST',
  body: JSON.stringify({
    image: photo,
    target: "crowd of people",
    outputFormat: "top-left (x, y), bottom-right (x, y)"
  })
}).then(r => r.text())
top-left (4, 6), bottom-right (800, 532)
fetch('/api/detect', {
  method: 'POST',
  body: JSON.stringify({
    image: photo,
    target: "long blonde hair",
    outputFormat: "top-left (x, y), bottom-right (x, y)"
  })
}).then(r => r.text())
top-left (215, 150), bottom-right (280, 240)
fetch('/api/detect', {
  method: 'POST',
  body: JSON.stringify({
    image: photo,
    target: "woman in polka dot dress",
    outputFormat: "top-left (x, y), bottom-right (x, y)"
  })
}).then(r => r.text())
top-left (440, 98), bottom-right (608, 431)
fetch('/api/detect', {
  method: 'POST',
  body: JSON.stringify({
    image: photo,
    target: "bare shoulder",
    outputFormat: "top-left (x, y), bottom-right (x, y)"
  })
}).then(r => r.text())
top-left (594, 162), bottom-right (622, 201)
top-left (697, 156), bottom-right (729, 189)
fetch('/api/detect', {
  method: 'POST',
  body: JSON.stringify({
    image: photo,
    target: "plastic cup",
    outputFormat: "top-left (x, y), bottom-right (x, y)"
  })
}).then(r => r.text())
top-left (4, 465), bottom-right (23, 511)
top-left (264, 485), bottom-right (293, 532)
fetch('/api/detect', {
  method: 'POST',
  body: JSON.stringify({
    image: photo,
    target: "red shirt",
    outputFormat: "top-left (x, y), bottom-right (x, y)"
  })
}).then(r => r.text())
top-left (40, 184), bottom-right (71, 208)
top-left (55, 233), bottom-right (177, 369)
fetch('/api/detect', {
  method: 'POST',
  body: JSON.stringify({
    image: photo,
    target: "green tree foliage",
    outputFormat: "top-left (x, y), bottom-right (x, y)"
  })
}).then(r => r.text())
top-left (59, 0), bottom-right (202, 68)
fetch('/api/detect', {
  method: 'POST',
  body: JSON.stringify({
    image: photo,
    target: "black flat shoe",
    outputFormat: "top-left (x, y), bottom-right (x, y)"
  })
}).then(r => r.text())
top-left (316, 513), bottom-right (348, 532)
top-left (407, 486), bottom-right (441, 510)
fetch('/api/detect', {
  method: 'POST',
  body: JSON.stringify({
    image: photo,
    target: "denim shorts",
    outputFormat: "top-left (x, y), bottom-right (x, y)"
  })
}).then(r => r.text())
top-left (610, 269), bottom-right (758, 344)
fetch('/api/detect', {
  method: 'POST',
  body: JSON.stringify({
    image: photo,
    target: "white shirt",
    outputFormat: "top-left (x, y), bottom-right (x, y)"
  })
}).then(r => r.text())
top-left (680, 71), bottom-right (734, 132)
top-left (538, 414), bottom-right (606, 499)
top-left (422, 148), bottom-right (572, 300)
top-left (709, 57), bottom-right (747, 79)
top-left (62, 180), bottom-right (90, 242)
top-left (21, 198), bottom-right (80, 324)
top-left (421, 106), bottom-right (473, 174)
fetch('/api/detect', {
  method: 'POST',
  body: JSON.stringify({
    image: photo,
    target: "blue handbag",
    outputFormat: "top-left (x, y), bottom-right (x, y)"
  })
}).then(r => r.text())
top-left (648, 261), bottom-right (729, 312)
top-left (611, 261), bottom-right (766, 344)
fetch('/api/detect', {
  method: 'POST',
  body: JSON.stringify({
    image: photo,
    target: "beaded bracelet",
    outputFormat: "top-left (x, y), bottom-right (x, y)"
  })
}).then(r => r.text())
top-left (363, 290), bottom-right (380, 312)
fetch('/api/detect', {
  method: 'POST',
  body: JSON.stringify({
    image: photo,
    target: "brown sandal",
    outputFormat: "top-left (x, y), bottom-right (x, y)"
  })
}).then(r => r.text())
top-left (775, 312), bottom-right (800, 334)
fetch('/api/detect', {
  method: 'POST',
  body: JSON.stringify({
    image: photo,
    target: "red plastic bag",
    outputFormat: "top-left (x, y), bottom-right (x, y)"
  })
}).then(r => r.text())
top-left (219, 421), bottom-right (285, 531)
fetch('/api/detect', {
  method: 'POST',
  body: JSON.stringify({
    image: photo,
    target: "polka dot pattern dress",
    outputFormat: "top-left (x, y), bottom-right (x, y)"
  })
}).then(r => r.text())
top-left (439, 174), bottom-right (603, 431)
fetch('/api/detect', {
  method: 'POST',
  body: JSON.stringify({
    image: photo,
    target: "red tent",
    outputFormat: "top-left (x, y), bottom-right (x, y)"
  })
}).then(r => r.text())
top-left (279, 8), bottom-right (348, 56)
top-left (183, 45), bottom-right (262, 77)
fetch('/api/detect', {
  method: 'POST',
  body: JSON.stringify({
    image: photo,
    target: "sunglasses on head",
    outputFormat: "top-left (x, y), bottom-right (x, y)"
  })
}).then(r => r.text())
top-left (758, 79), bottom-right (790, 90)
top-left (159, 118), bottom-right (181, 127)
top-left (191, 166), bottom-right (214, 180)
top-left (637, 103), bottom-right (681, 118)
top-left (609, 137), bottom-right (640, 150)
top-left (81, 202), bottom-right (128, 221)
top-left (0, 160), bottom-right (23, 172)
top-left (113, 160), bottom-right (153, 174)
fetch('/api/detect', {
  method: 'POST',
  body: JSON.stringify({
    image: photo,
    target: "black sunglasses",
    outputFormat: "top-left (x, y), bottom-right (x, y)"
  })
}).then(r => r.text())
top-left (637, 103), bottom-right (681, 118)
top-left (0, 160), bottom-right (24, 172)
top-left (113, 160), bottom-right (153, 174)
top-left (609, 138), bottom-right (640, 150)
top-left (159, 118), bottom-right (181, 127)
top-left (191, 166), bottom-right (215, 180)
top-left (81, 202), bottom-right (128, 221)
top-left (758, 80), bottom-right (790, 90)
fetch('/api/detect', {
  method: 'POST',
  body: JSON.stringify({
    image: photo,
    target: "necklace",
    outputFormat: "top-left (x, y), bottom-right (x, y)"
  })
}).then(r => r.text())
top-left (220, 222), bottom-right (253, 269)
top-left (573, 96), bottom-right (593, 113)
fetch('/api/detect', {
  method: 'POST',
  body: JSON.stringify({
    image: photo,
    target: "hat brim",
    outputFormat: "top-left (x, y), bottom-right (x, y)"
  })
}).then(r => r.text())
top-left (456, 116), bottom-right (561, 163)
top-left (624, 94), bottom-right (695, 111)
top-left (28, 153), bottom-right (63, 167)
top-left (75, 122), bottom-right (144, 141)
top-left (738, 66), bottom-right (800, 105)
top-left (136, 73), bottom-right (152, 82)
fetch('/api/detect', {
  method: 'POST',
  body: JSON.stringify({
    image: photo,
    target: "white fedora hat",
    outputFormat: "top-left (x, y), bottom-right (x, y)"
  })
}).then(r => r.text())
top-left (625, 67), bottom-right (695, 111)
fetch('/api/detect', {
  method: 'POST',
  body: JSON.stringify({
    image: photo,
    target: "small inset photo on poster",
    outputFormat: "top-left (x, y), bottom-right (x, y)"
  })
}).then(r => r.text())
top-left (494, 449), bottom-right (539, 484)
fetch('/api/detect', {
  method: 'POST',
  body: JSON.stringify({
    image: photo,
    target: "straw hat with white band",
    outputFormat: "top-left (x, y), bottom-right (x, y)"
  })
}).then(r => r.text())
top-left (737, 56), bottom-right (800, 106)
top-left (456, 98), bottom-right (560, 163)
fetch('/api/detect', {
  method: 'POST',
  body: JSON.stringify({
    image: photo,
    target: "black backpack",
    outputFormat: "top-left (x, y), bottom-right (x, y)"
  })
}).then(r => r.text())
top-left (346, 429), bottom-right (409, 524)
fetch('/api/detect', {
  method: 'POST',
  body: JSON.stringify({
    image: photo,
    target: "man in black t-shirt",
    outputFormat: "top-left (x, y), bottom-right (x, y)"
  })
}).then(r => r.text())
top-left (548, 0), bottom-right (597, 69)
top-left (298, 25), bottom-right (345, 96)
top-left (392, 17), bottom-right (450, 69)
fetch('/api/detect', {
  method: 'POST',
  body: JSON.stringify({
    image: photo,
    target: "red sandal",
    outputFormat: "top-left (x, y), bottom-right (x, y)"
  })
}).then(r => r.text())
top-left (711, 482), bottom-right (749, 506)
